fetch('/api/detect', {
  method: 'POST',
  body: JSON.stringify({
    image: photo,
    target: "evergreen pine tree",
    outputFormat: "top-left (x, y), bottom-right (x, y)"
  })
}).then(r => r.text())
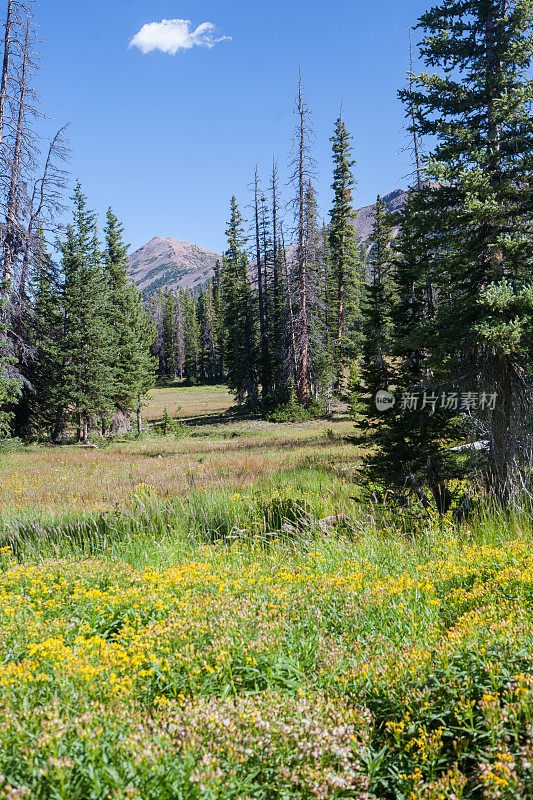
top-left (270, 160), bottom-right (291, 404)
top-left (364, 188), bottom-right (465, 513)
top-left (212, 260), bottom-right (224, 381)
top-left (25, 233), bottom-right (66, 441)
top-left (328, 113), bottom-right (360, 391)
top-left (162, 288), bottom-right (177, 379)
top-left (305, 182), bottom-right (332, 402)
top-left (180, 288), bottom-right (199, 384)
top-left (104, 208), bottom-right (155, 432)
top-left (222, 196), bottom-right (258, 406)
top-left (397, 0), bottom-right (533, 503)
top-left (60, 183), bottom-right (113, 442)
top-left (359, 196), bottom-right (395, 413)
top-left (197, 283), bottom-right (217, 384)
top-left (0, 299), bottom-right (21, 437)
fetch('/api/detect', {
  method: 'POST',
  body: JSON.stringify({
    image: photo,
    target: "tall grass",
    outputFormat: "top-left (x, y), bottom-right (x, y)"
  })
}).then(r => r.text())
top-left (2, 467), bottom-right (531, 575)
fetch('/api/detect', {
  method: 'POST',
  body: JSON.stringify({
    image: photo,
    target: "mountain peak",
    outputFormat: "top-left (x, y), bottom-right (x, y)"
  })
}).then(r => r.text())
top-left (129, 237), bottom-right (221, 297)
top-left (129, 189), bottom-right (408, 297)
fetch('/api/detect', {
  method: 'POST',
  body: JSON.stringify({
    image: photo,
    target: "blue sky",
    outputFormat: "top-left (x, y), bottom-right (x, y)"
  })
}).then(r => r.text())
top-left (36, 0), bottom-right (431, 254)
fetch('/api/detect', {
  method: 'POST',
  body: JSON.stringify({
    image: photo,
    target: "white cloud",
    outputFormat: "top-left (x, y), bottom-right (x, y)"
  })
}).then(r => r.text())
top-left (129, 19), bottom-right (231, 55)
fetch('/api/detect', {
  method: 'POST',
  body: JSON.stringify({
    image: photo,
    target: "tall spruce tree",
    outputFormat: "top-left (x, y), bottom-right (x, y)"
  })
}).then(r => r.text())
top-left (305, 182), bottom-right (332, 400)
top-left (367, 0), bottom-right (533, 508)
top-left (104, 208), bottom-right (155, 432)
top-left (60, 183), bottom-right (113, 442)
top-left (328, 112), bottom-right (360, 391)
top-left (162, 288), bottom-right (177, 379)
top-left (403, 0), bottom-right (533, 503)
top-left (360, 196), bottom-right (395, 408)
top-left (364, 188), bottom-right (465, 513)
top-left (181, 288), bottom-right (199, 384)
top-left (24, 233), bottom-right (65, 441)
top-left (212, 260), bottom-right (224, 380)
top-left (197, 284), bottom-right (217, 384)
top-left (289, 71), bottom-right (316, 406)
top-left (254, 168), bottom-right (270, 401)
top-left (270, 159), bottom-right (291, 403)
top-left (222, 196), bottom-right (258, 406)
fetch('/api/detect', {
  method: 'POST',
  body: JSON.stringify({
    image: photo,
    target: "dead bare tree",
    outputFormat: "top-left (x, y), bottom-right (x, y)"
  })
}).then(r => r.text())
top-left (259, 189), bottom-right (271, 369)
top-left (0, 0), bottom-right (69, 405)
top-left (280, 221), bottom-right (298, 384)
top-left (253, 166), bottom-right (269, 401)
top-left (271, 158), bottom-right (280, 308)
top-left (19, 124), bottom-right (70, 303)
top-left (1, 3), bottom-right (40, 305)
top-left (408, 29), bottom-right (423, 192)
top-left (288, 69), bottom-right (316, 405)
top-left (0, 0), bottom-right (15, 151)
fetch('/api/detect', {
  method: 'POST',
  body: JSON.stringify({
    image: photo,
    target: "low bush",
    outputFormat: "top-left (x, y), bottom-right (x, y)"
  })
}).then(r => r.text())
top-left (264, 401), bottom-right (326, 423)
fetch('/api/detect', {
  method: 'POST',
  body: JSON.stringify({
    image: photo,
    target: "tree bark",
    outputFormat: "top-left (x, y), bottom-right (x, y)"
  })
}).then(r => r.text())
top-left (296, 71), bottom-right (308, 405)
top-left (137, 398), bottom-right (143, 435)
top-left (254, 167), bottom-right (268, 401)
top-left (2, 15), bottom-right (29, 297)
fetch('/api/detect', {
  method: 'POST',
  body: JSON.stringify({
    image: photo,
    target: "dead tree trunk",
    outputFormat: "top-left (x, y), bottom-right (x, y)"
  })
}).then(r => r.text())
top-left (2, 15), bottom-right (29, 298)
top-left (295, 70), bottom-right (308, 405)
top-left (281, 223), bottom-right (298, 384)
top-left (409, 29), bottom-right (435, 321)
top-left (0, 0), bottom-right (13, 152)
top-left (19, 125), bottom-right (69, 302)
top-left (254, 167), bottom-right (268, 401)
top-left (271, 158), bottom-right (279, 314)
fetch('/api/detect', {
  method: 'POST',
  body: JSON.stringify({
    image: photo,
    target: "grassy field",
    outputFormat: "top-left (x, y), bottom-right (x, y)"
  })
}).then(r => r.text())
top-left (1, 385), bottom-right (533, 799)
top-left (0, 385), bottom-right (356, 516)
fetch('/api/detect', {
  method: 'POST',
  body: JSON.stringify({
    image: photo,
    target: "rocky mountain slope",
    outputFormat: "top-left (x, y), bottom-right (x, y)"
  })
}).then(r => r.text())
top-left (129, 237), bottom-right (221, 297)
top-left (353, 188), bottom-right (407, 241)
top-left (129, 189), bottom-right (407, 297)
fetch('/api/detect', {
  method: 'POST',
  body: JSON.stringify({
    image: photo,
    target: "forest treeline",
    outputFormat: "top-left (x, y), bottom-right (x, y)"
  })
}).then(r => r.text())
top-left (0, 0), bottom-right (532, 509)
top-left (145, 105), bottom-right (381, 405)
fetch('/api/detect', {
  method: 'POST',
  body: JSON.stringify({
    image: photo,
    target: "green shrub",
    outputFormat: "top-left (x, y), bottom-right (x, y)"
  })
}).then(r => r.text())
top-left (265, 402), bottom-right (325, 423)
top-left (0, 437), bottom-right (26, 454)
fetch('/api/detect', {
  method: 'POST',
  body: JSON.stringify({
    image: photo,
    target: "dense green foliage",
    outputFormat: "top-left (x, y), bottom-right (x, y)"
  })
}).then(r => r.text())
top-left (328, 113), bottom-right (361, 389)
top-left (363, 0), bottom-right (533, 509)
top-left (7, 186), bottom-right (155, 442)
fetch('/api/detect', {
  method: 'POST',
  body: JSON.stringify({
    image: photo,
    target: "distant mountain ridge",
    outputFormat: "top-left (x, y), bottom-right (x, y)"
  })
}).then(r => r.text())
top-left (129, 237), bottom-right (221, 298)
top-left (129, 189), bottom-right (407, 297)
top-left (353, 188), bottom-right (407, 242)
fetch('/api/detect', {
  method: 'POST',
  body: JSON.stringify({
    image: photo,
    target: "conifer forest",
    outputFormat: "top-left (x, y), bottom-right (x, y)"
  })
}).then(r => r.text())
top-left (1, 1), bottom-right (533, 798)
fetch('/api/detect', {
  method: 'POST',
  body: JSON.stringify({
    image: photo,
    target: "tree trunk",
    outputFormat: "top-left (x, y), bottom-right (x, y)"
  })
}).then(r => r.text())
top-left (254, 168), bottom-right (268, 401)
top-left (2, 17), bottom-right (29, 297)
top-left (137, 399), bottom-right (143, 435)
top-left (296, 72), bottom-right (308, 406)
top-left (488, 354), bottom-right (513, 504)
top-left (51, 407), bottom-right (65, 444)
top-left (336, 256), bottom-right (344, 390)
top-left (0, 0), bottom-right (12, 152)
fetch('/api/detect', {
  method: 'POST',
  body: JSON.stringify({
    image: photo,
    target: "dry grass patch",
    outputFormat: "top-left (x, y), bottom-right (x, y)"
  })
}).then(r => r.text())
top-left (0, 417), bottom-right (358, 515)
top-left (145, 383), bottom-right (234, 421)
